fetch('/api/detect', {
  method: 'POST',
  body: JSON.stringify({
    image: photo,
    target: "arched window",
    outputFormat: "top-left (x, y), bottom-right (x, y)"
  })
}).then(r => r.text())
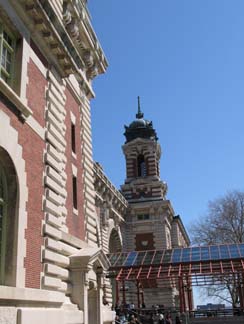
top-left (137, 154), bottom-right (147, 177)
top-left (0, 148), bottom-right (18, 286)
top-left (0, 164), bottom-right (7, 285)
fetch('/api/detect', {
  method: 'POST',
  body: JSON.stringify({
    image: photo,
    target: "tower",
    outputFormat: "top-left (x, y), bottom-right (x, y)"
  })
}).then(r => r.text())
top-left (121, 98), bottom-right (190, 307)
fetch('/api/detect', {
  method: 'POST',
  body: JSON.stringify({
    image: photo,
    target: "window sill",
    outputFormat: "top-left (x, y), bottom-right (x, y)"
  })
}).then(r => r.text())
top-left (0, 79), bottom-right (33, 120)
top-left (72, 152), bottom-right (77, 159)
top-left (73, 208), bottom-right (78, 216)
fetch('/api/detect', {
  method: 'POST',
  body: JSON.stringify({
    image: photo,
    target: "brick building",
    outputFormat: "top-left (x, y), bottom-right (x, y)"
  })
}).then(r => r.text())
top-left (0, 0), bottom-right (114, 323)
top-left (0, 1), bottom-right (190, 323)
top-left (95, 99), bottom-right (190, 309)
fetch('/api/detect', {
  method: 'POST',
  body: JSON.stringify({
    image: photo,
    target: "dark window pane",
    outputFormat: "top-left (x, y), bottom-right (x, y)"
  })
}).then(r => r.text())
top-left (72, 176), bottom-right (77, 209)
top-left (71, 123), bottom-right (76, 153)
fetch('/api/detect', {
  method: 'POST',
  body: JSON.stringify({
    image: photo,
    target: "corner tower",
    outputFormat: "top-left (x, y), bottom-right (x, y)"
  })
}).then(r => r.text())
top-left (122, 97), bottom-right (168, 202)
top-left (121, 99), bottom-right (190, 308)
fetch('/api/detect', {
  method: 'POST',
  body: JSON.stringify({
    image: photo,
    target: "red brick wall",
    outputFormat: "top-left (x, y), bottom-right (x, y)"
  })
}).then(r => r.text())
top-left (26, 58), bottom-right (46, 128)
top-left (0, 94), bottom-right (45, 289)
top-left (64, 87), bottom-right (85, 240)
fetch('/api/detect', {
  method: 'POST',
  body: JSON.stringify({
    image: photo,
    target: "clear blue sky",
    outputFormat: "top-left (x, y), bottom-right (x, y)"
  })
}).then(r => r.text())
top-left (88, 0), bottom-right (244, 235)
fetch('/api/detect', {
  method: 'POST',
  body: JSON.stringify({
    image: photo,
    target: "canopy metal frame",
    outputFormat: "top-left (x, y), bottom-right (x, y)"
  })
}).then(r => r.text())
top-left (107, 243), bottom-right (244, 312)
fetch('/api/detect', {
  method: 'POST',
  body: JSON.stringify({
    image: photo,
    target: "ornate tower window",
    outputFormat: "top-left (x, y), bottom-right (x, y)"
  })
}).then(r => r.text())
top-left (0, 164), bottom-right (7, 285)
top-left (137, 154), bottom-right (147, 177)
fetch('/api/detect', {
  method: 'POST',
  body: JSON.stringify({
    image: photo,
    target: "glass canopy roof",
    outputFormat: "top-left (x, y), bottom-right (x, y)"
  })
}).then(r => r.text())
top-left (108, 243), bottom-right (244, 268)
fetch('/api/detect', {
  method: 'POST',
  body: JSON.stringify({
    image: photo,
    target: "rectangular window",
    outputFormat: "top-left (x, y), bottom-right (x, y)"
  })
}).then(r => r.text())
top-left (0, 25), bottom-right (15, 86)
top-left (137, 214), bottom-right (149, 221)
top-left (72, 176), bottom-right (77, 209)
top-left (71, 123), bottom-right (76, 154)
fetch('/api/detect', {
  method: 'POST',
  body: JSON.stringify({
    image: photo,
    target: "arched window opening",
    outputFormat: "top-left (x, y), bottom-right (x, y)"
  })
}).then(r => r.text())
top-left (0, 147), bottom-right (18, 286)
top-left (109, 228), bottom-right (122, 254)
top-left (137, 154), bottom-right (147, 177)
top-left (0, 164), bottom-right (7, 285)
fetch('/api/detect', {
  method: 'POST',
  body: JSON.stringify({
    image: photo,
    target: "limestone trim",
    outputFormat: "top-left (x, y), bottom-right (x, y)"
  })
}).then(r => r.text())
top-left (0, 111), bottom-right (28, 288)
top-left (26, 116), bottom-right (45, 139)
top-left (0, 285), bottom-right (64, 305)
top-left (0, 79), bottom-right (32, 119)
top-left (80, 101), bottom-right (98, 246)
top-left (70, 247), bottom-right (110, 272)
top-left (42, 70), bottom-right (72, 294)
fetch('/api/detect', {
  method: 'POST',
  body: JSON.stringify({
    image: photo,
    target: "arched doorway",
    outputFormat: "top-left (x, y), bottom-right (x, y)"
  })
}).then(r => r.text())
top-left (0, 147), bottom-right (18, 286)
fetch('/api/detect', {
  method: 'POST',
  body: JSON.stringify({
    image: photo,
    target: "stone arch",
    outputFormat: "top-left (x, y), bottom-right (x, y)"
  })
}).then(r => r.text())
top-left (0, 110), bottom-right (28, 287)
top-left (108, 227), bottom-right (122, 253)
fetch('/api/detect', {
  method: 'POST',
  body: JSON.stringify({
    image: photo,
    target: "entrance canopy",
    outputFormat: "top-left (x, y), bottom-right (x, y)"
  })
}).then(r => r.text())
top-left (107, 243), bottom-right (244, 286)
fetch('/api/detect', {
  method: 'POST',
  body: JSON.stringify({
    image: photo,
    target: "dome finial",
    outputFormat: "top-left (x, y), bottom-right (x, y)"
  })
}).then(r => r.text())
top-left (136, 96), bottom-right (144, 119)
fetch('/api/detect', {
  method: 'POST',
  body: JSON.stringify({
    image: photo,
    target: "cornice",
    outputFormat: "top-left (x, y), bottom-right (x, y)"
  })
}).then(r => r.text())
top-left (15, 0), bottom-right (107, 97)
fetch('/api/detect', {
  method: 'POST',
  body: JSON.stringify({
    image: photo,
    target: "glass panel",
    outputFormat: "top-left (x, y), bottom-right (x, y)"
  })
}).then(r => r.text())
top-left (3, 31), bottom-right (12, 47)
top-left (191, 247), bottom-right (201, 262)
top-left (109, 253), bottom-right (120, 266)
top-left (1, 47), bottom-right (6, 68)
top-left (124, 251), bottom-right (137, 266)
top-left (239, 244), bottom-right (244, 257)
top-left (142, 251), bottom-right (155, 265)
top-left (210, 246), bottom-right (220, 260)
top-left (172, 249), bottom-right (182, 263)
top-left (153, 250), bottom-right (164, 264)
top-left (201, 247), bottom-right (210, 261)
top-left (162, 250), bottom-right (172, 263)
top-left (114, 253), bottom-right (128, 267)
top-left (182, 248), bottom-right (191, 262)
top-left (133, 251), bottom-right (146, 266)
top-left (229, 244), bottom-right (240, 258)
top-left (219, 245), bottom-right (230, 259)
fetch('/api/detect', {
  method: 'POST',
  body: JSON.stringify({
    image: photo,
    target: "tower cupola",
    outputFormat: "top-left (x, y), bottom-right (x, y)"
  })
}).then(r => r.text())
top-left (124, 97), bottom-right (158, 143)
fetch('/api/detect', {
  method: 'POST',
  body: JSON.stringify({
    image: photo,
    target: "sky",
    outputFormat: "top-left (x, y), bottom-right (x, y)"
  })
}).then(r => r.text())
top-left (87, 1), bottom-right (244, 306)
top-left (88, 1), bottom-right (244, 233)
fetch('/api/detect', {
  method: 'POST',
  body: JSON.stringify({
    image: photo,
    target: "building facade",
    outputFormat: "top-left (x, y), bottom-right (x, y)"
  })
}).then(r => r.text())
top-left (0, 1), bottom-right (114, 323)
top-left (0, 1), bottom-right (190, 323)
top-left (121, 101), bottom-right (190, 307)
top-left (94, 99), bottom-right (190, 309)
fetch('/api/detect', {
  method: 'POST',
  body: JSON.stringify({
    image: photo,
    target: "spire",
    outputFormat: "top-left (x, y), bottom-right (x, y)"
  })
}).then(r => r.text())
top-left (136, 96), bottom-right (144, 119)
